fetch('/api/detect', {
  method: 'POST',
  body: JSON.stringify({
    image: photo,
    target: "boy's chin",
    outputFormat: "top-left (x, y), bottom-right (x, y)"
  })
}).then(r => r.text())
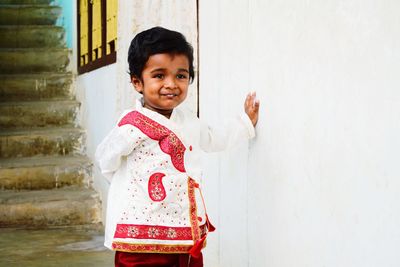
top-left (144, 104), bottom-right (176, 114)
top-left (160, 100), bottom-right (185, 109)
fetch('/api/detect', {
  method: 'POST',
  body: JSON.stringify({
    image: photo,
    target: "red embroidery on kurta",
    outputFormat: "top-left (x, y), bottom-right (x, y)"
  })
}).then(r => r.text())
top-left (118, 111), bottom-right (186, 172)
top-left (188, 178), bottom-right (201, 242)
top-left (112, 242), bottom-right (192, 253)
top-left (148, 173), bottom-right (166, 201)
top-left (113, 224), bottom-right (207, 240)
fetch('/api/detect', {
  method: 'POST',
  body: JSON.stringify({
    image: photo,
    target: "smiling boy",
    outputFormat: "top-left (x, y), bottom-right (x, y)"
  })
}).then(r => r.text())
top-left (96, 27), bottom-right (259, 267)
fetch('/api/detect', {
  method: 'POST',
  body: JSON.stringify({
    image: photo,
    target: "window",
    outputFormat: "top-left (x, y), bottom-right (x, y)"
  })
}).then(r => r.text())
top-left (78, 0), bottom-right (117, 74)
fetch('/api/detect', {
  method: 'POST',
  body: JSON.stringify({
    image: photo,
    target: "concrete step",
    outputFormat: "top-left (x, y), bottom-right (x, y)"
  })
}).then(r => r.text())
top-left (0, 100), bottom-right (79, 129)
top-left (0, 186), bottom-right (101, 227)
top-left (0, 0), bottom-right (53, 4)
top-left (0, 73), bottom-right (73, 101)
top-left (0, 5), bottom-right (61, 25)
top-left (0, 155), bottom-right (91, 190)
top-left (0, 48), bottom-right (69, 74)
top-left (0, 25), bottom-right (65, 48)
top-left (0, 127), bottom-right (85, 158)
top-left (0, 226), bottom-right (113, 267)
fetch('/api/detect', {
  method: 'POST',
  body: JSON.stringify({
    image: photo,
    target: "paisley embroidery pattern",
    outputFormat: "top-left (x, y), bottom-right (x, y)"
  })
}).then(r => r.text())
top-left (148, 173), bottom-right (166, 201)
top-left (118, 111), bottom-right (186, 172)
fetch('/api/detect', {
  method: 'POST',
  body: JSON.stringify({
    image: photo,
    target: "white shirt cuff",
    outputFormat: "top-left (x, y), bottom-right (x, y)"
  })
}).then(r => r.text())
top-left (239, 113), bottom-right (256, 139)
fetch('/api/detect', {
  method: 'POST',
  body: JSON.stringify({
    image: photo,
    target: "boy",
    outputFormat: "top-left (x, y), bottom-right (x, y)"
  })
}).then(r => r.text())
top-left (95, 27), bottom-right (260, 267)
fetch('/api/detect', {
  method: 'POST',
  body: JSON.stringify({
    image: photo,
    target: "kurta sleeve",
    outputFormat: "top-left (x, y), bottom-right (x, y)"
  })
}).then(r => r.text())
top-left (95, 114), bottom-right (142, 180)
top-left (199, 112), bottom-right (256, 153)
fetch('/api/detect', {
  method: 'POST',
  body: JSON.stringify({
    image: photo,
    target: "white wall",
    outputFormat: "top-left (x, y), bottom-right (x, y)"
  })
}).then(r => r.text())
top-left (76, 64), bottom-right (118, 220)
top-left (199, 0), bottom-right (400, 266)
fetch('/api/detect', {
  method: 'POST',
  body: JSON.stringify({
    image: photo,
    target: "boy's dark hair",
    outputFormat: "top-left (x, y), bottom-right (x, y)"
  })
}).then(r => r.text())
top-left (128, 27), bottom-right (195, 82)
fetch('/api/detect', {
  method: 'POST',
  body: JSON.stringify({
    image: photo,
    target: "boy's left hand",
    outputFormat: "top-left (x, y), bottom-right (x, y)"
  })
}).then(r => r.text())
top-left (244, 92), bottom-right (260, 127)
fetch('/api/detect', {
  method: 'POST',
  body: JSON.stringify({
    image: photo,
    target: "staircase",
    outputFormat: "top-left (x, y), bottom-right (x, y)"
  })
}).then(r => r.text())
top-left (0, 0), bottom-right (101, 229)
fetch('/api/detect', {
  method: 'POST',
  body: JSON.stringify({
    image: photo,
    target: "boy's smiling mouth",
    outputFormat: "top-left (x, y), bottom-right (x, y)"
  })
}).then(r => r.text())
top-left (160, 93), bottom-right (178, 98)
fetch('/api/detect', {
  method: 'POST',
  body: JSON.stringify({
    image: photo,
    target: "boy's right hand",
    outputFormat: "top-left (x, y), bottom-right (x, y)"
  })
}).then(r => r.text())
top-left (244, 92), bottom-right (260, 127)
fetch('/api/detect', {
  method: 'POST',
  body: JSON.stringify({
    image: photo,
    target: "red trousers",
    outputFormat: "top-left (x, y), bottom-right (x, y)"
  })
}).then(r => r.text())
top-left (115, 251), bottom-right (204, 267)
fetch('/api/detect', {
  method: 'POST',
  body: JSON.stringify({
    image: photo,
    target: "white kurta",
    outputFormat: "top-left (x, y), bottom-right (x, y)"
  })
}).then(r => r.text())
top-left (95, 99), bottom-right (255, 254)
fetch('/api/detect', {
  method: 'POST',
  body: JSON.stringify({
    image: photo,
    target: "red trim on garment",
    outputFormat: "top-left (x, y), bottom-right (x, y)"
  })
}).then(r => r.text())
top-left (112, 242), bottom-right (192, 254)
top-left (113, 224), bottom-right (207, 240)
top-left (118, 111), bottom-right (186, 172)
top-left (188, 178), bottom-right (216, 257)
top-left (188, 178), bottom-right (201, 242)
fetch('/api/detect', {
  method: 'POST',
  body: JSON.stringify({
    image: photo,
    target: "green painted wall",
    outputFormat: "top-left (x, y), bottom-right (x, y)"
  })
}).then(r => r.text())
top-left (55, 0), bottom-right (74, 48)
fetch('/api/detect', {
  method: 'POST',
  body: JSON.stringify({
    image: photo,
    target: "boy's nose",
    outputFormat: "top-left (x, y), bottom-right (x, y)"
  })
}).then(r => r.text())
top-left (164, 77), bottom-right (177, 89)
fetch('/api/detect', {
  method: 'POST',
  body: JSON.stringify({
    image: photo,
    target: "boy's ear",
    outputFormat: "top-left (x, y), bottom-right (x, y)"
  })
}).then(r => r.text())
top-left (131, 76), bottom-right (144, 94)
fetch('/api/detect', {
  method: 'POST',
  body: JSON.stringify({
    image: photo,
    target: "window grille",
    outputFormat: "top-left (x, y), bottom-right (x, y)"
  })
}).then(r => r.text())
top-left (78, 0), bottom-right (117, 74)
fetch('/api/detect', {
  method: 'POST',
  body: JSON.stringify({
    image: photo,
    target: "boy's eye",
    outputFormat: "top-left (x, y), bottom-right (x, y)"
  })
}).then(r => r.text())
top-left (177, 74), bottom-right (188, 79)
top-left (153, 74), bottom-right (164, 79)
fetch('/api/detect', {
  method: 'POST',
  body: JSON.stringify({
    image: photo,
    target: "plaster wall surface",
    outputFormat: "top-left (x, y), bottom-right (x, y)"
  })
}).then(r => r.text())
top-left (199, 0), bottom-right (400, 266)
top-left (76, 64), bottom-right (118, 220)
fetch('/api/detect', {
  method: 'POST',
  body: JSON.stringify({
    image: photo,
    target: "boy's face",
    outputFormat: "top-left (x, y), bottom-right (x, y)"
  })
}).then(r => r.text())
top-left (132, 53), bottom-right (190, 118)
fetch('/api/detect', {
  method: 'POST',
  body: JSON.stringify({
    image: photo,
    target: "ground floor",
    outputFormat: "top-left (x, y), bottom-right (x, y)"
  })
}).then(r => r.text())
top-left (0, 226), bottom-right (113, 267)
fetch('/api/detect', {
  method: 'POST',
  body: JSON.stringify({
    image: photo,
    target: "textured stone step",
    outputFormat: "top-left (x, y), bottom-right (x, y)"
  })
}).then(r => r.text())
top-left (0, 73), bottom-right (73, 101)
top-left (0, 5), bottom-right (61, 25)
top-left (0, 186), bottom-right (101, 227)
top-left (0, 226), bottom-right (113, 267)
top-left (0, 0), bottom-right (53, 4)
top-left (0, 48), bottom-right (69, 74)
top-left (0, 100), bottom-right (79, 128)
top-left (0, 127), bottom-right (85, 158)
top-left (0, 155), bottom-right (91, 190)
top-left (0, 25), bottom-right (65, 48)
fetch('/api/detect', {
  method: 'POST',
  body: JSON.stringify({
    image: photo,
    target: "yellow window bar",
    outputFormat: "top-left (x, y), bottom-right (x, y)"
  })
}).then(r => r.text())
top-left (78, 0), bottom-right (117, 72)
top-left (79, 0), bottom-right (88, 66)
top-left (91, 0), bottom-right (102, 60)
top-left (106, 0), bottom-right (118, 55)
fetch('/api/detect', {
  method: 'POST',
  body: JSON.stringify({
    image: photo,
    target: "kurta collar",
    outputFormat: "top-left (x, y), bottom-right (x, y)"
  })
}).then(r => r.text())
top-left (135, 98), bottom-right (181, 130)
